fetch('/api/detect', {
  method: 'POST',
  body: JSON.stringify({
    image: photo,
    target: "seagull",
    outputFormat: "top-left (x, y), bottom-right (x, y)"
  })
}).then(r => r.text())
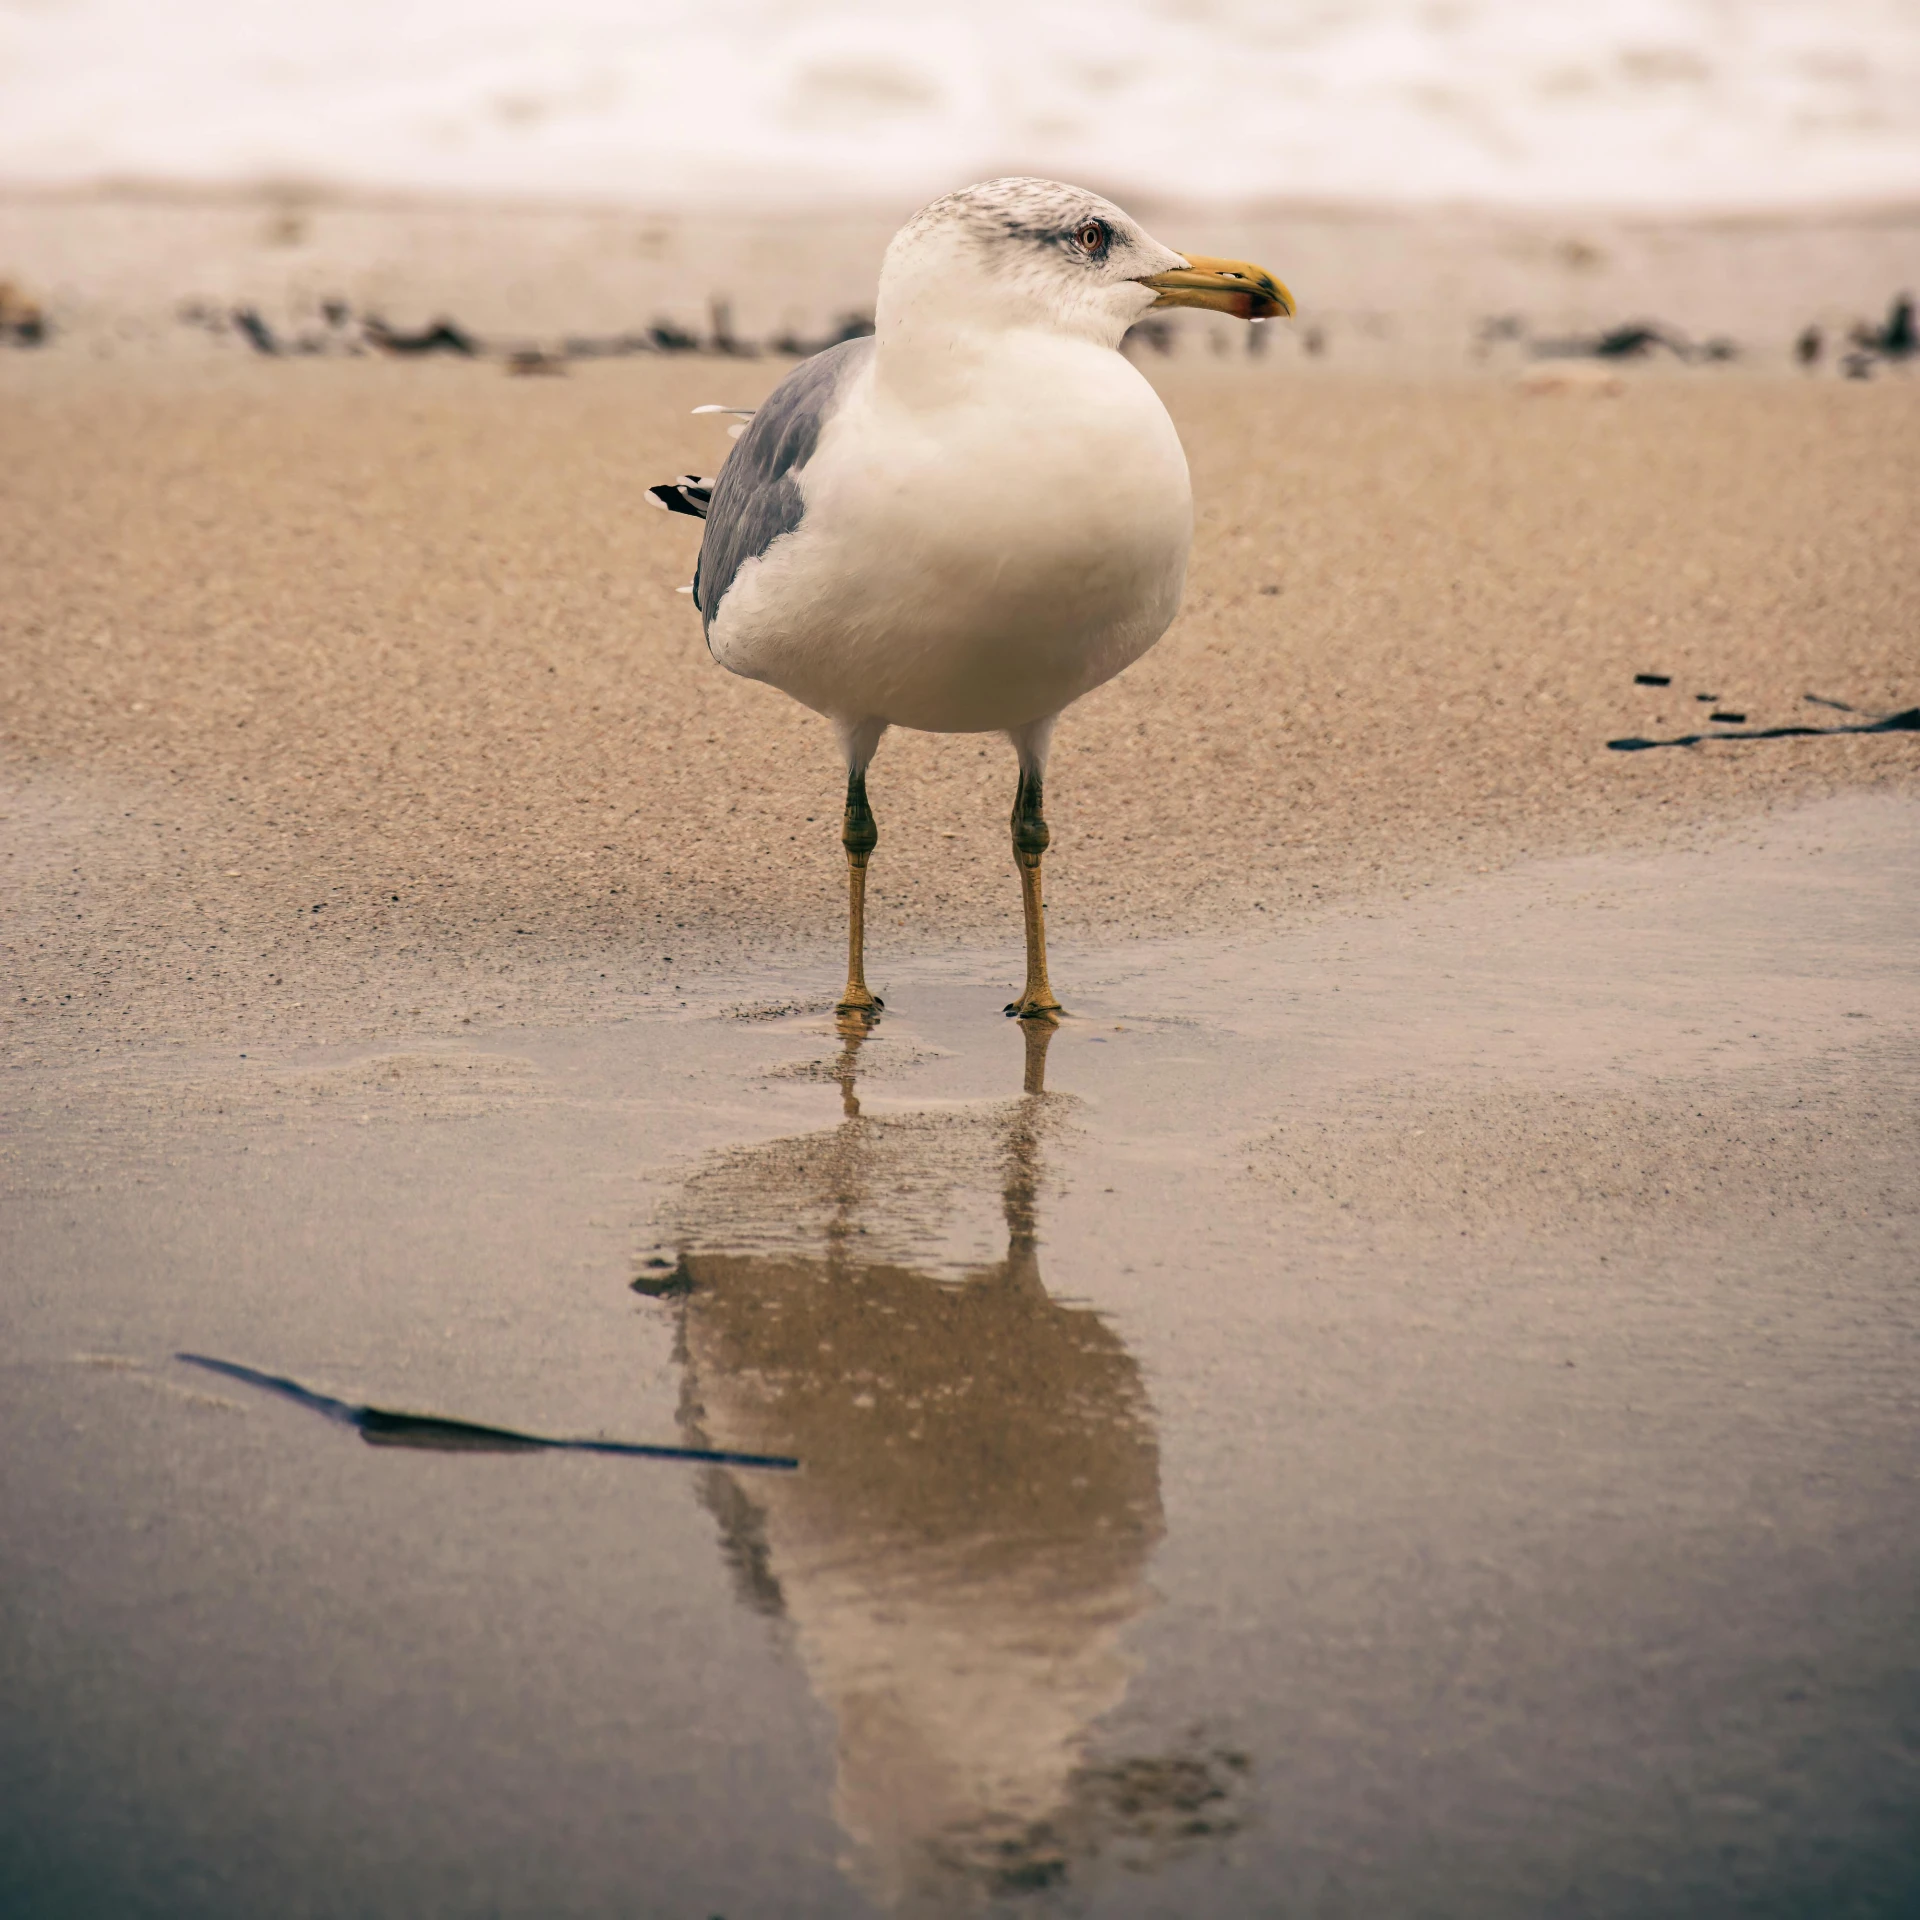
top-left (651, 178), bottom-right (1290, 1020)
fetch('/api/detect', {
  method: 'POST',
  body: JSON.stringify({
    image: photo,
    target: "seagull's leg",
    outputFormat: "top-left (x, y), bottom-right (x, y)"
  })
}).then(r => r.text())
top-left (835, 749), bottom-right (884, 1017)
top-left (1004, 724), bottom-right (1063, 1021)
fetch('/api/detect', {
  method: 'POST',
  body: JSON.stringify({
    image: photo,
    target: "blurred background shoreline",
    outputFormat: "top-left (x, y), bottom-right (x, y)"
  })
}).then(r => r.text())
top-left (4, 181), bottom-right (1916, 374)
top-left (4, 0), bottom-right (1918, 373)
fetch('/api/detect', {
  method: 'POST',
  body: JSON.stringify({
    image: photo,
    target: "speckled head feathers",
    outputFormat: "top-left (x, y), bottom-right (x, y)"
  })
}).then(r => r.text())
top-left (877, 177), bottom-right (1188, 348)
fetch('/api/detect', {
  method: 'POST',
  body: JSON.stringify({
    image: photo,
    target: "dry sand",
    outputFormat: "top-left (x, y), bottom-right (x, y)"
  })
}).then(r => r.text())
top-left (3, 350), bottom-right (1915, 1063)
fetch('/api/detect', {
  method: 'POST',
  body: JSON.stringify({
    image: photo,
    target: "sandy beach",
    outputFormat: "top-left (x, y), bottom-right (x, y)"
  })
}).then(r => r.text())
top-left (4, 344), bottom-right (1915, 1062)
top-left (4, 198), bottom-right (1918, 1917)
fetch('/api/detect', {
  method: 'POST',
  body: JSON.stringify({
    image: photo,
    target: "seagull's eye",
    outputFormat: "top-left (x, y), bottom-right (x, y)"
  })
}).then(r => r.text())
top-left (1076, 221), bottom-right (1107, 254)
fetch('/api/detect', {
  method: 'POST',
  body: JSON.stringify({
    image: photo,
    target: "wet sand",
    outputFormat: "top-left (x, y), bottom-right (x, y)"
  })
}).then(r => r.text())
top-left (3, 793), bottom-right (1916, 1916)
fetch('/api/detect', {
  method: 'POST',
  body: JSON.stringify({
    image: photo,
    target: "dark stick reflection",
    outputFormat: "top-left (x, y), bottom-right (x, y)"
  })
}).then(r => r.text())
top-left (641, 1017), bottom-right (1246, 1911)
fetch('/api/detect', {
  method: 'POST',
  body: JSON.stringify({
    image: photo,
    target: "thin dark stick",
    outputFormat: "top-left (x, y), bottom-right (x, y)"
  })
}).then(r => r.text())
top-left (177, 1354), bottom-right (798, 1470)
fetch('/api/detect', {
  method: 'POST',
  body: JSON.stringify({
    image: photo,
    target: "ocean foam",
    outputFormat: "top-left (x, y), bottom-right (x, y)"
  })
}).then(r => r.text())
top-left (2, 0), bottom-right (1917, 209)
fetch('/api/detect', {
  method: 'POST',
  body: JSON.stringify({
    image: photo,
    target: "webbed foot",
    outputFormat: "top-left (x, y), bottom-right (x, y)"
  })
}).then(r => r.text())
top-left (1003, 996), bottom-right (1062, 1021)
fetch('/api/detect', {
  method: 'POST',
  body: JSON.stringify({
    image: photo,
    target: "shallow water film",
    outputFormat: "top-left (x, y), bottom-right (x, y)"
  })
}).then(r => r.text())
top-left (5, 796), bottom-right (1918, 1917)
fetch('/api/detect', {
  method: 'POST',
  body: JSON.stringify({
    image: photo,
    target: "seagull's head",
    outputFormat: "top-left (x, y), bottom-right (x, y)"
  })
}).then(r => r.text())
top-left (877, 177), bottom-right (1292, 352)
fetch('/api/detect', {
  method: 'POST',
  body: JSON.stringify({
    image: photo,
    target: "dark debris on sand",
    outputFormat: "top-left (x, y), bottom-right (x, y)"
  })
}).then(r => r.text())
top-left (1611, 689), bottom-right (1920, 752)
top-left (0, 280), bottom-right (48, 346)
top-left (1802, 293), bottom-right (1913, 379)
top-left (1526, 319), bottom-right (1738, 364)
top-left (150, 285), bottom-right (1920, 383)
top-left (171, 292), bottom-right (882, 366)
top-left (364, 315), bottom-right (479, 356)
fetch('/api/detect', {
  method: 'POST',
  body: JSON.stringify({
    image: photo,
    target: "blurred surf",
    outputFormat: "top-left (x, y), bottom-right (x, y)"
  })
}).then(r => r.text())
top-left (2, 0), bottom-right (1917, 209)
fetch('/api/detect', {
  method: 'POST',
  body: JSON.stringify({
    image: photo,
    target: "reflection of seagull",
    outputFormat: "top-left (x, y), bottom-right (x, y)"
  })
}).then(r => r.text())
top-left (651, 178), bottom-right (1290, 1020)
top-left (638, 1023), bottom-right (1241, 1909)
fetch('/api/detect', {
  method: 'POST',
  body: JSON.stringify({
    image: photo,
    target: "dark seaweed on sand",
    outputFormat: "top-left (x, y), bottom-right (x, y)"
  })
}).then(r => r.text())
top-left (1610, 696), bottom-right (1919, 752)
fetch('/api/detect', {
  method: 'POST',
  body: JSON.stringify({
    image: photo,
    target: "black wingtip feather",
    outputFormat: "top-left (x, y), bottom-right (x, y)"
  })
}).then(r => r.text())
top-left (649, 479), bottom-right (714, 519)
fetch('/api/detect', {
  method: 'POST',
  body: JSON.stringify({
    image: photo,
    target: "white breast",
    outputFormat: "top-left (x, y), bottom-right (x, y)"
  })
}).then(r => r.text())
top-left (707, 331), bottom-right (1192, 735)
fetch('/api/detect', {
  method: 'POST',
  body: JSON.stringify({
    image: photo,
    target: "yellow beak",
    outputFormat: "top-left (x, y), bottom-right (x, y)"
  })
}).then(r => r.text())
top-left (1141, 253), bottom-right (1294, 321)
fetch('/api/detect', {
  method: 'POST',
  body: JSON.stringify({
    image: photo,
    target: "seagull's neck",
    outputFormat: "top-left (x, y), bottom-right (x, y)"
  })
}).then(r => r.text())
top-left (872, 309), bottom-right (1121, 411)
top-left (875, 318), bottom-right (1113, 412)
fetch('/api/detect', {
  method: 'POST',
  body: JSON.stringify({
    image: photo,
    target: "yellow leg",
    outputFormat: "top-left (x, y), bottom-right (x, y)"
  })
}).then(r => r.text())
top-left (835, 766), bottom-right (883, 1018)
top-left (1004, 764), bottom-right (1063, 1021)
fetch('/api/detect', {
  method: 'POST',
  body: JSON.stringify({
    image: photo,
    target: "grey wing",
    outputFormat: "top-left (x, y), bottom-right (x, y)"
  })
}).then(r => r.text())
top-left (694, 335), bottom-right (873, 633)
